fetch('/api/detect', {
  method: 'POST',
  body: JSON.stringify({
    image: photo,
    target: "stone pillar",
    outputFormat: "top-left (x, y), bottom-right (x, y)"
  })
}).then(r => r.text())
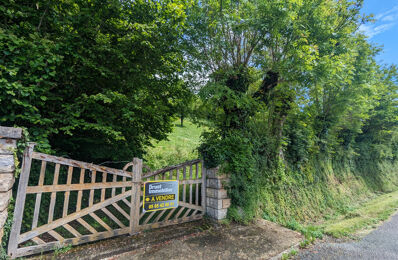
top-left (205, 167), bottom-right (231, 220)
top-left (0, 126), bottom-right (22, 244)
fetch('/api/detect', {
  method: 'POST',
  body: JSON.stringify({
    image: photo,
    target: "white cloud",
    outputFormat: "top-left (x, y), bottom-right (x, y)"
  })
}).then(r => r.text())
top-left (381, 15), bottom-right (396, 22)
top-left (375, 5), bottom-right (398, 19)
top-left (360, 5), bottom-right (398, 38)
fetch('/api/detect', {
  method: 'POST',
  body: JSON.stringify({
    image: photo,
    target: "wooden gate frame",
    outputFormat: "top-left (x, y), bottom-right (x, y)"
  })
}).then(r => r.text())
top-left (8, 144), bottom-right (206, 258)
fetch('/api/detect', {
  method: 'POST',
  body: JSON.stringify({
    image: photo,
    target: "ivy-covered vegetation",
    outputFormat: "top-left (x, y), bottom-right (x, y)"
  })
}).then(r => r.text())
top-left (188, 0), bottom-right (398, 223)
top-left (1, 0), bottom-right (398, 235)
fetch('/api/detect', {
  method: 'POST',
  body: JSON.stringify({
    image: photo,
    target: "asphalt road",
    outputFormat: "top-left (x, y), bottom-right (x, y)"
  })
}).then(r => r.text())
top-left (297, 212), bottom-right (398, 260)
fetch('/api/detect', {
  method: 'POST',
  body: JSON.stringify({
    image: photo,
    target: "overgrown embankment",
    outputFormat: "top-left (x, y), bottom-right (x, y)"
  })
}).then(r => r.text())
top-left (145, 120), bottom-right (398, 231)
top-left (259, 159), bottom-right (398, 226)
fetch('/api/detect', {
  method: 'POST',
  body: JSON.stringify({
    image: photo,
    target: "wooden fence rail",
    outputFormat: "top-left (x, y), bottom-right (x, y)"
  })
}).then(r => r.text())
top-left (7, 146), bottom-right (205, 258)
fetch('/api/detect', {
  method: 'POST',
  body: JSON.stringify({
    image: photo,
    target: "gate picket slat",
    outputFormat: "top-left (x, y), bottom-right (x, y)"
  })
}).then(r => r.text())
top-left (101, 172), bottom-right (107, 201)
top-left (48, 164), bottom-right (60, 223)
top-left (143, 211), bottom-right (157, 224)
top-left (195, 163), bottom-right (199, 205)
top-left (112, 174), bottom-right (117, 197)
top-left (174, 206), bottom-right (185, 220)
top-left (63, 166), bottom-right (73, 217)
top-left (182, 208), bottom-right (192, 218)
top-left (164, 207), bottom-right (178, 221)
top-left (76, 169), bottom-right (85, 211)
top-left (101, 208), bottom-right (126, 228)
top-left (32, 237), bottom-right (45, 245)
top-left (89, 212), bottom-right (112, 232)
top-left (32, 161), bottom-right (46, 229)
top-left (111, 203), bottom-right (130, 220)
top-left (122, 198), bottom-right (131, 208)
top-left (64, 223), bottom-right (81, 238)
top-left (89, 171), bottom-right (96, 206)
top-left (182, 167), bottom-right (186, 202)
top-left (189, 165), bottom-right (193, 204)
top-left (48, 230), bottom-right (64, 241)
top-left (77, 218), bottom-right (97, 234)
top-left (153, 209), bottom-right (167, 223)
top-left (121, 176), bottom-right (126, 193)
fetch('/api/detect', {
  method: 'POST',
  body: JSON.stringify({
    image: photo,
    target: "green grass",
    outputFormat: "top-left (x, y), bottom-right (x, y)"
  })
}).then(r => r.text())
top-left (322, 190), bottom-right (398, 237)
top-left (144, 119), bottom-right (206, 170)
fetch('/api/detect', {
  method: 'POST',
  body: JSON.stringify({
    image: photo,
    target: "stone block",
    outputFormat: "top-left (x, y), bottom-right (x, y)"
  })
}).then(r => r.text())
top-left (0, 139), bottom-right (16, 155)
top-left (206, 187), bottom-right (228, 199)
top-left (206, 207), bottom-right (228, 220)
top-left (222, 198), bottom-right (231, 209)
top-left (207, 178), bottom-right (229, 189)
top-left (207, 197), bottom-right (223, 210)
top-left (0, 190), bottom-right (11, 212)
top-left (0, 126), bottom-right (22, 139)
top-left (0, 173), bottom-right (14, 192)
top-left (0, 209), bottom-right (7, 228)
top-left (207, 197), bottom-right (231, 210)
top-left (206, 167), bottom-right (228, 179)
top-left (0, 155), bottom-right (14, 172)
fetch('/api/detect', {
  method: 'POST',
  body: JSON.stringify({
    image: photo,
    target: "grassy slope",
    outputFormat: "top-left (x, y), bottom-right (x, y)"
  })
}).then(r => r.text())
top-left (143, 120), bottom-right (206, 170)
top-left (322, 190), bottom-right (398, 237)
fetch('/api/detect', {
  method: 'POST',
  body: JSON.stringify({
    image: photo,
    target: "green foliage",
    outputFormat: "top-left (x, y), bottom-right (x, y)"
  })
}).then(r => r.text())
top-left (1, 0), bottom-right (190, 162)
top-left (281, 249), bottom-right (298, 260)
top-left (52, 244), bottom-right (72, 259)
top-left (0, 197), bottom-right (14, 260)
top-left (191, 0), bottom-right (398, 225)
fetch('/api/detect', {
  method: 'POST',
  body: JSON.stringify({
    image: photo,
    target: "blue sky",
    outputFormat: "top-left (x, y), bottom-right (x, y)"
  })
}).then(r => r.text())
top-left (360, 0), bottom-right (398, 65)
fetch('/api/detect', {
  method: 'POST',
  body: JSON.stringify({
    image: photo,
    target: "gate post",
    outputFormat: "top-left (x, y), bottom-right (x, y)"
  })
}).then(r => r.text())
top-left (7, 142), bottom-right (35, 258)
top-left (205, 167), bottom-right (231, 221)
top-left (0, 127), bottom-right (22, 246)
top-left (130, 157), bottom-right (142, 235)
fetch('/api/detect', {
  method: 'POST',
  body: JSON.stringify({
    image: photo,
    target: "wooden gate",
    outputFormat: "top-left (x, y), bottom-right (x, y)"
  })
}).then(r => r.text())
top-left (8, 144), bottom-right (206, 258)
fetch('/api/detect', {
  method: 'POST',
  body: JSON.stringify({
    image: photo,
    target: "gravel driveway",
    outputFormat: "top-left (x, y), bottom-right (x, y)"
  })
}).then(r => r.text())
top-left (297, 211), bottom-right (398, 259)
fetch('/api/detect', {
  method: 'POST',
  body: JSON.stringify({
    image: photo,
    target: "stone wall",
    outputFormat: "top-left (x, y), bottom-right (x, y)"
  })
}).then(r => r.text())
top-left (205, 167), bottom-right (231, 220)
top-left (0, 126), bottom-right (22, 244)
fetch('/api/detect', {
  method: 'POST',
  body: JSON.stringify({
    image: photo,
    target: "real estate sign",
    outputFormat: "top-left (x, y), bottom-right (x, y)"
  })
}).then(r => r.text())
top-left (143, 180), bottom-right (179, 212)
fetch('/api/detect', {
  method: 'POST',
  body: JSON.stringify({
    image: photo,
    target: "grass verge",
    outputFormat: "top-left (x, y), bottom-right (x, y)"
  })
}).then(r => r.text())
top-left (322, 190), bottom-right (398, 238)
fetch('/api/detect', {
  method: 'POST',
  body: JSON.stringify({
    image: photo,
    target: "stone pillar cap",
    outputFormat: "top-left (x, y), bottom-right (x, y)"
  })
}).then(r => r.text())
top-left (0, 126), bottom-right (22, 139)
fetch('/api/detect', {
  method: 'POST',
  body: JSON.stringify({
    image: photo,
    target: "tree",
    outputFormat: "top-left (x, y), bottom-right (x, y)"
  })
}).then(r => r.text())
top-left (174, 81), bottom-right (195, 127)
top-left (186, 0), bottom-right (366, 158)
top-left (0, 0), bottom-right (189, 161)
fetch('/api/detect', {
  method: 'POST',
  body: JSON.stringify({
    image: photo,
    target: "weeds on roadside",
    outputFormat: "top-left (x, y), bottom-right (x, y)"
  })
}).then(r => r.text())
top-left (52, 245), bottom-right (72, 259)
top-left (281, 249), bottom-right (298, 260)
